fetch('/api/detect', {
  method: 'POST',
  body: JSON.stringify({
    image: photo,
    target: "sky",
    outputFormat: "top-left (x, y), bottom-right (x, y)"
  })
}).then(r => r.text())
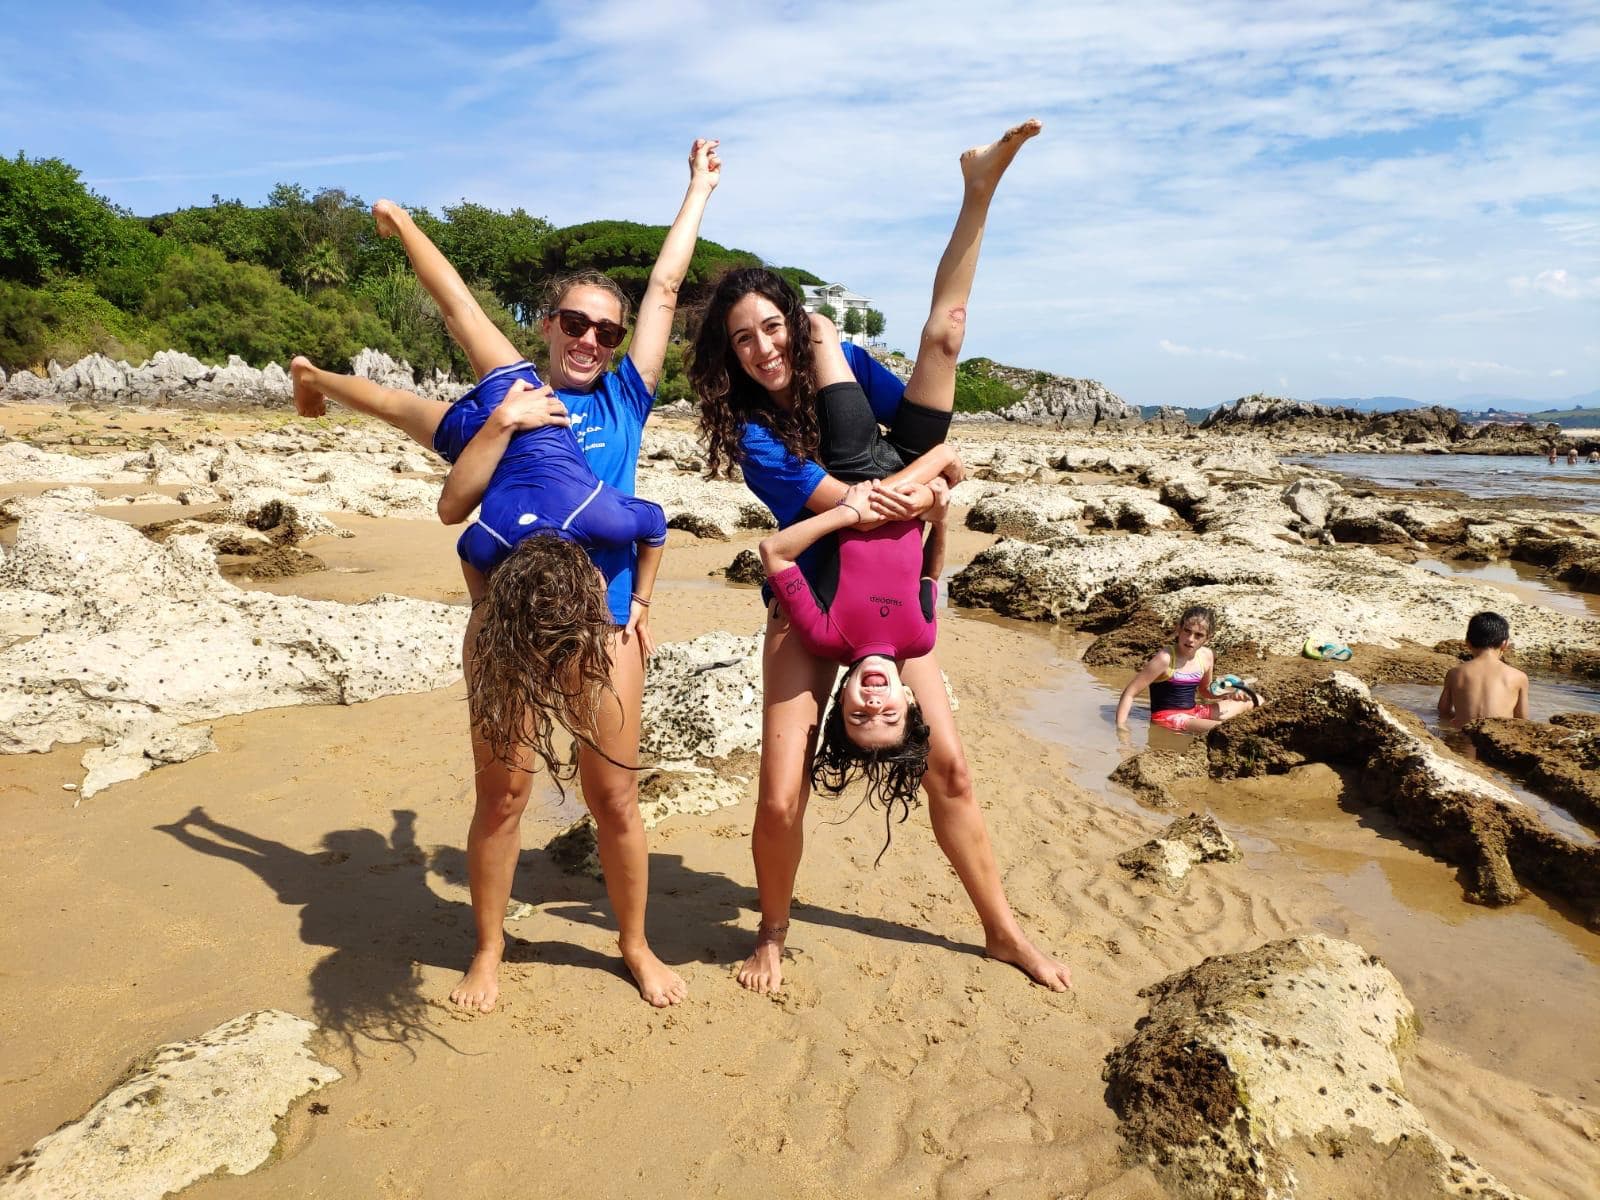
top-left (3, 0), bottom-right (1598, 408)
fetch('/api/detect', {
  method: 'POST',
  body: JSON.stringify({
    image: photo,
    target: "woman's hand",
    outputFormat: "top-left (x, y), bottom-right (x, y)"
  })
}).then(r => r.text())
top-left (689, 138), bottom-right (721, 193)
top-left (867, 479), bottom-right (934, 522)
top-left (925, 477), bottom-right (952, 526)
top-left (493, 381), bottom-right (569, 432)
top-left (837, 480), bottom-right (875, 524)
top-left (624, 599), bottom-right (656, 659)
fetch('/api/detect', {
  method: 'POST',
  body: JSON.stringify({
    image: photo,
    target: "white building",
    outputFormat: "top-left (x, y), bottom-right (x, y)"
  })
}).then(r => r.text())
top-left (801, 282), bottom-right (876, 345)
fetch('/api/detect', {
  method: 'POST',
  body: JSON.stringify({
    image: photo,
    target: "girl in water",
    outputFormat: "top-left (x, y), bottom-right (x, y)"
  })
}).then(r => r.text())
top-left (692, 120), bottom-right (1072, 994)
top-left (1114, 605), bottom-right (1258, 736)
top-left (289, 139), bottom-right (721, 1010)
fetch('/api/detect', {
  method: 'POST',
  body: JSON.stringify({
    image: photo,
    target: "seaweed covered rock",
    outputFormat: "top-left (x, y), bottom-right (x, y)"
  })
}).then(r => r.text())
top-left (1207, 673), bottom-right (1600, 919)
top-left (1103, 934), bottom-right (1523, 1200)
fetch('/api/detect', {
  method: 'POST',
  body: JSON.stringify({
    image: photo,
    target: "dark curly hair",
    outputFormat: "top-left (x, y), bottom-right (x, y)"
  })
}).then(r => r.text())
top-left (689, 267), bottom-right (820, 479)
top-left (812, 671), bottom-right (932, 866)
top-left (468, 534), bottom-right (618, 780)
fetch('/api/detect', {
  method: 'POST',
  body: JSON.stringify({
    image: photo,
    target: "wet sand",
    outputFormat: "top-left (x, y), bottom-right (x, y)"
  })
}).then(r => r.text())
top-left (2, 413), bottom-right (1599, 1199)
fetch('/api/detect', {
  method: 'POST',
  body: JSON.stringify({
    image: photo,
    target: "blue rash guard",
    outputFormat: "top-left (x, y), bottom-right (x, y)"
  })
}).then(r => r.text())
top-left (434, 361), bottom-right (665, 611)
top-left (738, 342), bottom-right (908, 586)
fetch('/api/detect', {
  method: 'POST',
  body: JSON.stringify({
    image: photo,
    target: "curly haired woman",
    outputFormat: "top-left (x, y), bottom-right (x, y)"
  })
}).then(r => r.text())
top-left (691, 122), bottom-right (1071, 995)
top-left (289, 139), bottom-right (721, 1009)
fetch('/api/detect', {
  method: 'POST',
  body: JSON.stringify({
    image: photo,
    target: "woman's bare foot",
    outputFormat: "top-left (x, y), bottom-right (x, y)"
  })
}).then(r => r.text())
top-left (960, 118), bottom-right (1042, 194)
top-left (449, 944), bottom-right (504, 1013)
top-left (619, 938), bottom-right (687, 1007)
top-left (736, 922), bottom-right (788, 994)
top-left (986, 929), bottom-right (1072, 992)
top-left (371, 198), bottom-right (405, 239)
top-left (288, 356), bottom-right (326, 418)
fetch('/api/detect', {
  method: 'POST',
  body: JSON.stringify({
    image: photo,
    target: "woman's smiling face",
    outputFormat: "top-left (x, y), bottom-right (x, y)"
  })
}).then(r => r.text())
top-left (725, 292), bottom-right (793, 399)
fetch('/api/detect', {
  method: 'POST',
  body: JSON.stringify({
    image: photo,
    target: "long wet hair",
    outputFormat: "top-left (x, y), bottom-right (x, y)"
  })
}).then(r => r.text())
top-left (812, 672), bottom-right (932, 866)
top-left (468, 535), bottom-right (617, 780)
top-left (689, 267), bottom-right (820, 478)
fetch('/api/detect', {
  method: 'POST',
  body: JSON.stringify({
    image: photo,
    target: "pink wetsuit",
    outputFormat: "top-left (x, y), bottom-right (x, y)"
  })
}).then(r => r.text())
top-left (769, 521), bottom-right (935, 664)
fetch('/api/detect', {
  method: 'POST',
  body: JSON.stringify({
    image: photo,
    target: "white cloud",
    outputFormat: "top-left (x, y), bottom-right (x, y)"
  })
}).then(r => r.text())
top-left (1508, 268), bottom-right (1599, 299)
top-left (1160, 339), bottom-right (1249, 361)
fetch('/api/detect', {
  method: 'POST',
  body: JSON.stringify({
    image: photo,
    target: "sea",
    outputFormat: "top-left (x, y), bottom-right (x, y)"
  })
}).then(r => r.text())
top-left (1290, 450), bottom-right (1600, 513)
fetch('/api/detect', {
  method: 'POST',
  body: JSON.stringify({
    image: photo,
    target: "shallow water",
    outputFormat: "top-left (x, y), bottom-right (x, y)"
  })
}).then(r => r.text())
top-left (1414, 556), bottom-right (1600, 620)
top-left (1293, 451), bottom-right (1600, 512)
top-left (1373, 681), bottom-right (1599, 844)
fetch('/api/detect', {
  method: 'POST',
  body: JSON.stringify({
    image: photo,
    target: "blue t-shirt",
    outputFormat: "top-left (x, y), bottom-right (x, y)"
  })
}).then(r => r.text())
top-left (563, 355), bottom-right (656, 624)
top-left (436, 355), bottom-right (656, 624)
top-left (739, 343), bottom-right (907, 582)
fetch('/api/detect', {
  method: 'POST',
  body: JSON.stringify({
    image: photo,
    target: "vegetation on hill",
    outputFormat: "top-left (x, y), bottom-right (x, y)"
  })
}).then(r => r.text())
top-left (0, 153), bottom-right (819, 401)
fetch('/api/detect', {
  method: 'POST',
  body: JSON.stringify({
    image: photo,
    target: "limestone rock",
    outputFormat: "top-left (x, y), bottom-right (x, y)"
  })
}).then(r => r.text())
top-left (0, 512), bottom-right (464, 794)
top-left (80, 718), bottom-right (217, 799)
top-left (1115, 812), bottom-right (1240, 890)
top-left (0, 1009), bottom-right (339, 1200)
top-left (1109, 744), bottom-right (1211, 809)
top-left (1103, 934), bottom-right (1522, 1200)
top-left (638, 469), bottom-right (776, 538)
top-left (641, 632), bottom-right (763, 761)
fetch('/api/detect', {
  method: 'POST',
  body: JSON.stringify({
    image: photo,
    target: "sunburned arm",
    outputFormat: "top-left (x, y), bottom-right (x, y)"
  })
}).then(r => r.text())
top-left (1116, 651), bottom-right (1170, 729)
top-left (759, 482), bottom-right (870, 576)
top-left (628, 139), bottom-right (720, 391)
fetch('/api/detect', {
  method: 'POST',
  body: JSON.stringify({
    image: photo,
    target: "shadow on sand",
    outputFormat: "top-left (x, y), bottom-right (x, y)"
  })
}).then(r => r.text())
top-left (157, 807), bottom-right (984, 1056)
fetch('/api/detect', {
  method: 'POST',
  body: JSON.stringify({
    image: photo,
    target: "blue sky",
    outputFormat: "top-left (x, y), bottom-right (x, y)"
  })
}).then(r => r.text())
top-left (4, 0), bottom-right (1597, 407)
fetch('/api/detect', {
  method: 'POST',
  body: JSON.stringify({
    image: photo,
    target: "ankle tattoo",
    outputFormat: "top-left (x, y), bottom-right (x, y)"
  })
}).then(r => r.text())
top-left (756, 921), bottom-right (789, 942)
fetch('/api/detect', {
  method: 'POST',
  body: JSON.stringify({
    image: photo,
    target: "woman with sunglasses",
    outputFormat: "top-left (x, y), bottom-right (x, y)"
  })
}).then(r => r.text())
top-left (690, 121), bottom-right (1071, 996)
top-left (289, 138), bottom-right (721, 1011)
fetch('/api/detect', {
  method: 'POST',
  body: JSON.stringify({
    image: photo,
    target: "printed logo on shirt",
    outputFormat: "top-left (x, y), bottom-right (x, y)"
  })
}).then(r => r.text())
top-left (784, 578), bottom-right (806, 597)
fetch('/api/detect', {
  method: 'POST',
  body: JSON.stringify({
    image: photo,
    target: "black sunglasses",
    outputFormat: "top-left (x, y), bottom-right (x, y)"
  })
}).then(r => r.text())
top-left (552, 308), bottom-right (627, 349)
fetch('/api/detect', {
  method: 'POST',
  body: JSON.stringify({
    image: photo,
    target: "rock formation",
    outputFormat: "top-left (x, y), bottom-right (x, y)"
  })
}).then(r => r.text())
top-left (1104, 934), bottom-right (1522, 1200)
top-left (0, 1010), bottom-right (339, 1199)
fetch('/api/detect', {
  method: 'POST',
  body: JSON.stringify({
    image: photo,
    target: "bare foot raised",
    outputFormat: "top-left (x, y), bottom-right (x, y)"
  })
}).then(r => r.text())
top-left (371, 198), bottom-right (406, 239)
top-left (620, 939), bottom-right (687, 1007)
top-left (449, 944), bottom-right (503, 1013)
top-left (288, 355), bottom-right (326, 418)
top-left (986, 929), bottom-right (1072, 992)
top-left (736, 922), bottom-right (787, 994)
top-left (960, 118), bottom-right (1043, 193)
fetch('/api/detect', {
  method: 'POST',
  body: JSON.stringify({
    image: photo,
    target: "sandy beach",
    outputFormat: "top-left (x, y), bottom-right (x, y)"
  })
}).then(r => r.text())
top-left (3, 402), bottom-right (1599, 1200)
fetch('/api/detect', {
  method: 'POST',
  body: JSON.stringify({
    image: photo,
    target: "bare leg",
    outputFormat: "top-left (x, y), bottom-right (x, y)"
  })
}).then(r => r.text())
top-left (900, 649), bottom-right (1072, 991)
top-left (577, 629), bottom-right (687, 1007)
top-left (372, 200), bottom-right (523, 380)
top-left (738, 601), bottom-right (838, 993)
top-left (289, 356), bottom-right (452, 449)
top-left (903, 119), bottom-right (1042, 414)
top-left (451, 570), bottom-right (536, 1013)
top-left (807, 311), bottom-right (857, 388)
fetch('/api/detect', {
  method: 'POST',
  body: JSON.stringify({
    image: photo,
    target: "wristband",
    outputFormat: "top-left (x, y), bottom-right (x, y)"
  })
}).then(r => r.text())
top-left (631, 593), bottom-right (651, 608)
top-left (836, 500), bottom-right (862, 523)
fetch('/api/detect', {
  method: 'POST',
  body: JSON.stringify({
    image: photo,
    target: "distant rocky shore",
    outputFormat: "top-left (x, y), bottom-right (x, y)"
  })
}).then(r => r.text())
top-left (7, 350), bottom-right (1591, 455)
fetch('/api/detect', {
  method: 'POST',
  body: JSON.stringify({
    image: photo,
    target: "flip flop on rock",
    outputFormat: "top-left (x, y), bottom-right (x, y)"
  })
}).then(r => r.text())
top-left (1209, 674), bottom-right (1263, 707)
top-left (1302, 639), bottom-right (1353, 662)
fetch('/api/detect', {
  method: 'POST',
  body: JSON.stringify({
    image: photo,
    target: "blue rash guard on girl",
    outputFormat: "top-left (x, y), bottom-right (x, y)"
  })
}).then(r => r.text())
top-left (738, 342), bottom-right (907, 586)
top-left (434, 360), bottom-right (665, 621)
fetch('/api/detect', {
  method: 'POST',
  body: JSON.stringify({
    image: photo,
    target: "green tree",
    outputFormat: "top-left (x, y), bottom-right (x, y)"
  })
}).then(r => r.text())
top-left (0, 154), bottom-right (123, 283)
top-left (841, 307), bottom-right (864, 337)
top-left (142, 244), bottom-right (396, 367)
top-left (863, 308), bottom-right (885, 340)
top-left (0, 276), bottom-right (152, 368)
top-left (297, 240), bottom-right (349, 293)
top-left (151, 196), bottom-right (275, 265)
top-left (530, 219), bottom-right (762, 314)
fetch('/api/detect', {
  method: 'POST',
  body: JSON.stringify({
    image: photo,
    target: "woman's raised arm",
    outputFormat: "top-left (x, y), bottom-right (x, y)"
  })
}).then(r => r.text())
top-left (627, 138), bottom-right (721, 392)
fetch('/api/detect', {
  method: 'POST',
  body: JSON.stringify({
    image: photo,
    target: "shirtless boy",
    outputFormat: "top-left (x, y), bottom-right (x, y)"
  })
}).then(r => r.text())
top-left (1437, 611), bottom-right (1530, 727)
